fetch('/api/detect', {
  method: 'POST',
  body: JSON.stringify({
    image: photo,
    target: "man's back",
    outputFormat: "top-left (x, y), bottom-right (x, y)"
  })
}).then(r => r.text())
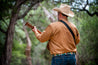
top-left (48, 20), bottom-right (79, 54)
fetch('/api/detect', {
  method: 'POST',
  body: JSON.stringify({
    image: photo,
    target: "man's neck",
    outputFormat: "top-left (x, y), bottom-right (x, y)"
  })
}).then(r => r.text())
top-left (59, 18), bottom-right (68, 22)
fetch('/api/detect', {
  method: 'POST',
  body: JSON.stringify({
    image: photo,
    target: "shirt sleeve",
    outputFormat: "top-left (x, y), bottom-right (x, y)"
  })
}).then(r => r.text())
top-left (70, 23), bottom-right (80, 45)
top-left (75, 28), bottom-right (80, 45)
top-left (34, 25), bottom-right (53, 43)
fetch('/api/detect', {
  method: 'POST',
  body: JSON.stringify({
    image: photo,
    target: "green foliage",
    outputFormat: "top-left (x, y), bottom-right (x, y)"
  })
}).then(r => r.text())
top-left (73, 12), bottom-right (98, 65)
top-left (0, 20), bottom-right (9, 56)
top-left (10, 21), bottom-right (27, 65)
top-left (11, 39), bottom-right (26, 65)
top-left (10, 4), bottom-right (51, 65)
top-left (85, 60), bottom-right (97, 65)
top-left (15, 26), bottom-right (26, 39)
top-left (0, 0), bottom-right (15, 20)
top-left (32, 43), bottom-right (50, 65)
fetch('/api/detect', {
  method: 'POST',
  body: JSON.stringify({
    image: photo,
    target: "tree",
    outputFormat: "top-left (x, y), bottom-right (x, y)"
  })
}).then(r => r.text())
top-left (74, 12), bottom-right (98, 65)
top-left (0, 0), bottom-right (44, 65)
top-left (23, 20), bottom-right (32, 65)
top-left (51, 0), bottom-right (98, 16)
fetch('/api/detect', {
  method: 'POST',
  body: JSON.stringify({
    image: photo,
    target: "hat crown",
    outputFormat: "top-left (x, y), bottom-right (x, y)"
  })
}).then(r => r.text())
top-left (53, 4), bottom-right (74, 17)
top-left (60, 4), bottom-right (71, 14)
top-left (60, 4), bottom-right (71, 8)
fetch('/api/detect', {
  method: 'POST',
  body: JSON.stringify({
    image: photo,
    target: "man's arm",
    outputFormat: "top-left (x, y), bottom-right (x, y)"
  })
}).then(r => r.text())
top-left (25, 22), bottom-right (41, 34)
top-left (75, 29), bottom-right (80, 45)
top-left (32, 25), bottom-right (53, 43)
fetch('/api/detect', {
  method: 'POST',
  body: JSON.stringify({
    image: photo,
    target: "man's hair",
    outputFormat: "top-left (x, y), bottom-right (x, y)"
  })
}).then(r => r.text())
top-left (62, 13), bottom-right (68, 17)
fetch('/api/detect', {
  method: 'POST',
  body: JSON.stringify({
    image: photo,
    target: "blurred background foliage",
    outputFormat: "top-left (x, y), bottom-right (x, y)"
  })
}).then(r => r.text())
top-left (73, 12), bottom-right (98, 65)
top-left (0, 0), bottom-right (98, 65)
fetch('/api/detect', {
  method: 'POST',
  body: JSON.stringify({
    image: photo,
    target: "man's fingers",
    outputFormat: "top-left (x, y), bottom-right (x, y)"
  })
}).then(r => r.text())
top-left (34, 26), bottom-right (37, 31)
top-left (32, 29), bottom-right (35, 32)
top-left (34, 26), bottom-right (37, 30)
top-left (32, 26), bottom-right (37, 32)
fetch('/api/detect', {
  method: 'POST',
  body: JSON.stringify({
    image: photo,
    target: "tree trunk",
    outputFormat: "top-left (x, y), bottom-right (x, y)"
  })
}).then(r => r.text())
top-left (23, 20), bottom-right (32, 65)
top-left (1, 16), bottom-right (17, 65)
top-left (1, 4), bottom-right (20, 65)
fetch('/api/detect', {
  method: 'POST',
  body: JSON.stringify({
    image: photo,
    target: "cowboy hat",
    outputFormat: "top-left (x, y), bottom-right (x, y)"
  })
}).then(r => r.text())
top-left (53, 4), bottom-right (74, 17)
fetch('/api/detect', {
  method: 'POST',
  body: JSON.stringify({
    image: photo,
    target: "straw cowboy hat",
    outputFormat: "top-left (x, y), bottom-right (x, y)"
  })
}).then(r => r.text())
top-left (53, 4), bottom-right (74, 17)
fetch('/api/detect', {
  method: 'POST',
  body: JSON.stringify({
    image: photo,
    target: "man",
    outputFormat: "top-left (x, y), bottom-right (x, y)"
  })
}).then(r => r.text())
top-left (32, 4), bottom-right (80, 65)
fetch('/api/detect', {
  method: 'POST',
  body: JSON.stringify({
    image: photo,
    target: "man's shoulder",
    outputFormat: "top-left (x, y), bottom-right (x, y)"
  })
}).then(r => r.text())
top-left (50, 21), bottom-right (61, 26)
top-left (69, 22), bottom-right (76, 28)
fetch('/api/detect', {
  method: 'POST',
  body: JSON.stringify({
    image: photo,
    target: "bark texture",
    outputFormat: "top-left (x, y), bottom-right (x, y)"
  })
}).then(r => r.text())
top-left (23, 21), bottom-right (32, 65)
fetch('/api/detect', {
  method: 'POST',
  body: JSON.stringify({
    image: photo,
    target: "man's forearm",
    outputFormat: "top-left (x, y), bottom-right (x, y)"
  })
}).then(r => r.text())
top-left (34, 29), bottom-right (40, 37)
top-left (37, 30), bottom-right (41, 34)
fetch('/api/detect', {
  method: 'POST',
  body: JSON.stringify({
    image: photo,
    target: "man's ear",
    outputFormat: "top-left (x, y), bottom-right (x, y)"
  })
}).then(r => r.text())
top-left (58, 12), bottom-right (62, 20)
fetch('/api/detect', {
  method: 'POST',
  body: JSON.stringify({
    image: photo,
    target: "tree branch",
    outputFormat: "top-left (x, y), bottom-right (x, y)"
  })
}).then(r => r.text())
top-left (15, 0), bottom-right (28, 8)
top-left (84, 10), bottom-right (98, 16)
top-left (83, 0), bottom-right (88, 9)
top-left (17, 0), bottom-right (44, 20)
top-left (53, 0), bottom-right (97, 16)
top-left (17, 3), bottom-right (34, 20)
top-left (11, 0), bottom-right (28, 18)
top-left (80, 0), bottom-right (98, 16)
top-left (72, 7), bottom-right (98, 16)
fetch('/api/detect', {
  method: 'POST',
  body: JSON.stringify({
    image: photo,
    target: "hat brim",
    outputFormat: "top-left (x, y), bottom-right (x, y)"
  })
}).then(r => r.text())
top-left (53, 7), bottom-right (74, 17)
top-left (53, 7), bottom-right (61, 13)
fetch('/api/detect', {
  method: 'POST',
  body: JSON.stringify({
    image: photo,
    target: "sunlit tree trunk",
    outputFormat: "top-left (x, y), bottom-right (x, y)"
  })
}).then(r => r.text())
top-left (23, 20), bottom-right (32, 65)
top-left (41, 4), bottom-right (57, 22)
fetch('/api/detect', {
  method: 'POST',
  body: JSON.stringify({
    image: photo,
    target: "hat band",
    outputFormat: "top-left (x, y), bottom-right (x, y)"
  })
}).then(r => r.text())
top-left (62, 13), bottom-right (68, 17)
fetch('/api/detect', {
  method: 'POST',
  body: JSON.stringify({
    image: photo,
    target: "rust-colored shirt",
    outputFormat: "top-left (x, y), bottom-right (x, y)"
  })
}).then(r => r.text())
top-left (34, 19), bottom-right (80, 55)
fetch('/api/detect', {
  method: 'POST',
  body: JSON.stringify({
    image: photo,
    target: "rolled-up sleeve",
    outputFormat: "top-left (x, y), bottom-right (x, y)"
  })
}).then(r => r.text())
top-left (35, 25), bottom-right (53, 43)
